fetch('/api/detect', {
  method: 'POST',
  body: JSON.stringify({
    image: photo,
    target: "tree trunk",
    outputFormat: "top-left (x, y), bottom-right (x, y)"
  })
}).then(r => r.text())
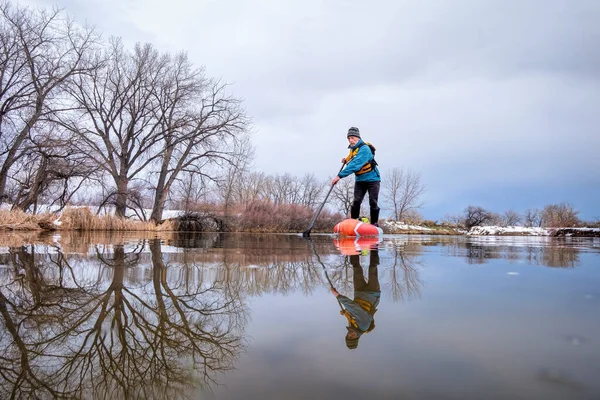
top-left (114, 177), bottom-right (129, 218)
top-left (150, 184), bottom-right (168, 223)
top-left (150, 142), bottom-right (174, 224)
top-left (0, 108), bottom-right (44, 199)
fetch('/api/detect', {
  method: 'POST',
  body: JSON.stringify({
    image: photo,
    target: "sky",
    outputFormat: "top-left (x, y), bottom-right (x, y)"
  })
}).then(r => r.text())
top-left (18, 0), bottom-right (600, 221)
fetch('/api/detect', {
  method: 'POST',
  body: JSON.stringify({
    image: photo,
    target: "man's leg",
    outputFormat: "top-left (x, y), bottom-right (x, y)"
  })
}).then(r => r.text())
top-left (367, 181), bottom-right (381, 226)
top-left (365, 250), bottom-right (381, 292)
top-left (351, 181), bottom-right (367, 219)
top-left (350, 254), bottom-right (368, 291)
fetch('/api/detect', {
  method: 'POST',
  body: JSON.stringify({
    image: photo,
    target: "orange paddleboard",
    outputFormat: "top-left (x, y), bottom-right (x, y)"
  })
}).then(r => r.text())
top-left (333, 218), bottom-right (383, 237)
top-left (334, 236), bottom-right (382, 255)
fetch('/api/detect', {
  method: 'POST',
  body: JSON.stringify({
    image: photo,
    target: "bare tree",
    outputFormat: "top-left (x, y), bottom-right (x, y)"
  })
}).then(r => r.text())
top-left (265, 173), bottom-right (302, 205)
top-left (501, 209), bottom-right (522, 227)
top-left (298, 173), bottom-right (323, 210)
top-left (148, 63), bottom-right (250, 222)
top-left (382, 168), bottom-right (426, 221)
top-left (10, 127), bottom-right (98, 212)
top-left (443, 212), bottom-right (465, 228)
top-left (0, 3), bottom-right (98, 200)
top-left (463, 205), bottom-right (494, 230)
top-left (331, 176), bottom-right (354, 216)
top-left (541, 202), bottom-right (580, 227)
top-left (232, 170), bottom-right (268, 206)
top-left (524, 208), bottom-right (542, 227)
top-left (61, 40), bottom-right (174, 217)
top-left (217, 135), bottom-right (254, 214)
top-left (170, 170), bottom-right (212, 213)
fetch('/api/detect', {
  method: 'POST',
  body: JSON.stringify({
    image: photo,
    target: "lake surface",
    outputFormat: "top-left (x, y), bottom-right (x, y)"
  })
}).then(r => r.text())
top-left (0, 232), bottom-right (598, 399)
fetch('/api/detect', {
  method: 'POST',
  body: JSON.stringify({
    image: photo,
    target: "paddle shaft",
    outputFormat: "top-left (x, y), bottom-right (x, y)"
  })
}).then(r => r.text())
top-left (306, 238), bottom-right (345, 311)
top-left (303, 162), bottom-right (346, 236)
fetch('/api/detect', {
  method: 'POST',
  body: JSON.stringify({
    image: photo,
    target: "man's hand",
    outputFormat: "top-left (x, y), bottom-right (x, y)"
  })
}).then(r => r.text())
top-left (330, 287), bottom-right (339, 297)
top-left (332, 176), bottom-right (341, 185)
top-left (341, 157), bottom-right (347, 164)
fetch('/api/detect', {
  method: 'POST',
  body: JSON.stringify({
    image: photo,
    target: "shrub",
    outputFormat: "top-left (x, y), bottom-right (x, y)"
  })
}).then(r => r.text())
top-left (237, 201), bottom-right (342, 233)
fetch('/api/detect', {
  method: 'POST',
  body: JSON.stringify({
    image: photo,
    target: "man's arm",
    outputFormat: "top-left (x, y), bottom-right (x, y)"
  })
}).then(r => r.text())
top-left (338, 146), bottom-right (372, 178)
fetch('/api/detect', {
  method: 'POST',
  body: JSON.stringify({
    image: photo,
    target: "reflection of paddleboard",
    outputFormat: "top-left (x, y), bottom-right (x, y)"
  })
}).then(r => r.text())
top-left (334, 236), bottom-right (382, 256)
top-left (333, 218), bottom-right (383, 237)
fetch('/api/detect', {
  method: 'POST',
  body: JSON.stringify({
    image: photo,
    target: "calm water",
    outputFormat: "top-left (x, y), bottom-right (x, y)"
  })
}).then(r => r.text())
top-left (0, 232), bottom-right (599, 400)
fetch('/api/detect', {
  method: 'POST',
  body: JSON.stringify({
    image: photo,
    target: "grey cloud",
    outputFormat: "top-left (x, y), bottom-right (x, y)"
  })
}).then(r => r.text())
top-left (17, 0), bottom-right (600, 218)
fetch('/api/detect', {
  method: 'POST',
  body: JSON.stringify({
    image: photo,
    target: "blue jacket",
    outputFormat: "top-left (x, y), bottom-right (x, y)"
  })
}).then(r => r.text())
top-left (337, 291), bottom-right (381, 332)
top-left (338, 139), bottom-right (381, 183)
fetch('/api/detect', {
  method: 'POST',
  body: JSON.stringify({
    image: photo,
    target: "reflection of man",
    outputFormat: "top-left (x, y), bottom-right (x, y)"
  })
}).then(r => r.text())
top-left (331, 249), bottom-right (381, 350)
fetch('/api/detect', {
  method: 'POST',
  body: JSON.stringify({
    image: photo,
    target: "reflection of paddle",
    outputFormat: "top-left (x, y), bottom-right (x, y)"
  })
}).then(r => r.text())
top-left (302, 161), bottom-right (346, 237)
top-left (306, 238), bottom-right (344, 312)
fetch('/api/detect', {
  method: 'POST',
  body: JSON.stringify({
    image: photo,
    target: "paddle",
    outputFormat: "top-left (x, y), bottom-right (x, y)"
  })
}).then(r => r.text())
top-left (302, 161), bottom-right (346, 237)
top-left (306, 237), bottom-right (345, 312)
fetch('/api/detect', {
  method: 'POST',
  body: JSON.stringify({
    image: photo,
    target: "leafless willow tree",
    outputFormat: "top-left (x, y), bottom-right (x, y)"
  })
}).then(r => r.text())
top-left (217, 135), bottom-right (254, 214)
top-left (463, 205), bottom-right (494, 229)
top-left (171, 170), bottom-right (213, 213)
top-left (264, 173), bottom-right (302, 205)
top-left (148, 65), bottom-right (250, 222)
top-left (524, 208), bottom-right (542, 227)
top-left (10, 126), bottom-right (99, 212)
top-left (59, 40), bottom-right (167, 217)
top-left (231, 170), bottom-right (268, 206)
top-left (501, 209), bottom-right (522, 227)
top-left (541, 202), bottom-right (580, 227)
top-left (61, 39), bottom-right (249, 220)
top-left (383, 168), bottom-right (426, 221)
top-left (0, 3), bottom-right (99, 200)
top-left (298, 173), bottom-right (324, 210)
top-left (331, 176), bottom-right (354, 215)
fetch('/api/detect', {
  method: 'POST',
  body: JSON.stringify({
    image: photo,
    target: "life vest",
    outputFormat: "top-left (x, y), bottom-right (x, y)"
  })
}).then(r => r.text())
top-left (341, 298), bottom-right (377, 333)
top-left (345, 142), bottom-right (378, 175)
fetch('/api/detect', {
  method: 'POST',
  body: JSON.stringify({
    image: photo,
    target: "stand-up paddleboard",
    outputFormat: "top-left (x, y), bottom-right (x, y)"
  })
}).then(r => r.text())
top-left (333, 218), bottom-right (383, 237)
top-left (334, 236), bottom-right (382, 255)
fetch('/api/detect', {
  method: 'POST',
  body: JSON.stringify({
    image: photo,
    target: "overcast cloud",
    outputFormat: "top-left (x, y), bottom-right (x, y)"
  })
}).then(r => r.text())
top-left (19, 0), bottom-right (600, 219)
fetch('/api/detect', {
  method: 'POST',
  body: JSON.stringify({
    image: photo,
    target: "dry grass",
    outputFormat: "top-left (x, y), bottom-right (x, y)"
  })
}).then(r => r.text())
top-left (0, 207), bottom-right (176, 232)
top-left (60, 207), bottom-right (176, 231)
top-left (0, 209), bottom-right (55, 230)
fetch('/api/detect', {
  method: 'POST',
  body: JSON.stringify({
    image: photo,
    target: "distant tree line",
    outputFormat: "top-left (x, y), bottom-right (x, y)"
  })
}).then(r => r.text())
top-left (443, 202), bottom-right (595, 230)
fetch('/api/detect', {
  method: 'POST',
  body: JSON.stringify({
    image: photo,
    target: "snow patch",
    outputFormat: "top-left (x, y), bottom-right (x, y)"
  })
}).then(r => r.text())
top-left (467, 226), bottom-right (600, 237)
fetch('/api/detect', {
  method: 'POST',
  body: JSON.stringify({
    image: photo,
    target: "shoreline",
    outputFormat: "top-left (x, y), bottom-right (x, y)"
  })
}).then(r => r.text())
top-left (1, 210), bottom-right (599, 237)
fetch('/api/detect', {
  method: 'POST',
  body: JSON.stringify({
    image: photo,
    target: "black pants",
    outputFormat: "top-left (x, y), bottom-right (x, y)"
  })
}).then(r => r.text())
top-left (350, 250), bottom-right (381, 293)
top-left (351, 181), bottom-right (380, 220)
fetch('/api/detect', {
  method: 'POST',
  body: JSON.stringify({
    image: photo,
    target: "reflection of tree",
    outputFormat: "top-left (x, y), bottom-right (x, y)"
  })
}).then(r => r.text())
top-left (524, 244), bottom-right (580, 268)
top-left (382, 244), bottom-right (424, 302)
top-left (0, 241), bottom-right (248, 398)
top-left (443, 239), bottom-right (583, 268)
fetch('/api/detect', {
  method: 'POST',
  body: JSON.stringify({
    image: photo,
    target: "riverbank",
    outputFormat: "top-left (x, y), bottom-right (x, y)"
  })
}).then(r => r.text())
top-left (2, 208), bottom-right (599, 237)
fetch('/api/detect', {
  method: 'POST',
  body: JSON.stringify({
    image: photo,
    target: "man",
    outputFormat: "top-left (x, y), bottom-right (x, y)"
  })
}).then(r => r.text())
top-left (331, 248), bottom-right (381, 350)
top-left (332, 126), bottom-right (381, 226)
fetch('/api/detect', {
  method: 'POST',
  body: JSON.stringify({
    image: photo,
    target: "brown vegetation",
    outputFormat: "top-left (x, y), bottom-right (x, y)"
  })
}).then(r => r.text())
top-left (0, 208), bottom-right (175, 232)
top-left (235, 201), bottom-right (341, 233)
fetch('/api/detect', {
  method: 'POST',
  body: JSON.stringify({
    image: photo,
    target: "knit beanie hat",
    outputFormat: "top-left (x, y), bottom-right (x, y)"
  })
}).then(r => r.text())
top-left (345, 327), bottom-right (361, 349)
top-left (347, 127), bottom-right (361, 138)
top-left (346, 336), bottom-right (359, 349)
